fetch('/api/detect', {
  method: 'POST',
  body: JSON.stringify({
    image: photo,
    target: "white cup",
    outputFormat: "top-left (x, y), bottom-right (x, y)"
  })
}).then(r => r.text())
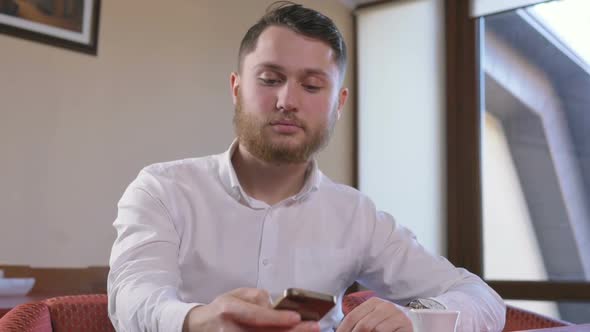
top-left (408, 309), bottom-right (460, 332)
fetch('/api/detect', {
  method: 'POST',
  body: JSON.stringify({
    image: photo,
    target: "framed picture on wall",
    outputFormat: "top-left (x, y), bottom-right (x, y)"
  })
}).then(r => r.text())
top-left (0, 0), bottom-right (100, 55)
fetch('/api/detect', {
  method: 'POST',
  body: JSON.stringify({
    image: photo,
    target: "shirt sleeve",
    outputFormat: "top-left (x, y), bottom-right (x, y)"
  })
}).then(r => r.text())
top-left (356, 210), bottom-right (506, 332)
top-left (108, 170), bottom-right (200, 332)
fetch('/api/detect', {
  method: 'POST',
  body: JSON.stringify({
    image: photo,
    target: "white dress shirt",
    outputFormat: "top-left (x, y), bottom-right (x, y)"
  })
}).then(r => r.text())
top-left (108, 140), bottom-right (506, 332)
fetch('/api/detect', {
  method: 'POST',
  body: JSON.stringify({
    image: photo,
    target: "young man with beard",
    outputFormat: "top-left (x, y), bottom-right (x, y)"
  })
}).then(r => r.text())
top-left (108, 2), bottom-right (506, 332)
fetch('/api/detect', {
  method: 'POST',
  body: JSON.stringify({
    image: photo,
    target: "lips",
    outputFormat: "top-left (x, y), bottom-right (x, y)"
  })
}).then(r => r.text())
top-left (270, 119), bottom-right (303, 128)
top-left (269, 118), bottom-right (305, 134)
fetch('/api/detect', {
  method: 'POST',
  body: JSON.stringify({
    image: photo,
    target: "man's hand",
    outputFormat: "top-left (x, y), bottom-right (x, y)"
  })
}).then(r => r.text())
top-left (337, 297), bottom-right (413, 332)
top-left (182, 288), bottom-right (320, 332)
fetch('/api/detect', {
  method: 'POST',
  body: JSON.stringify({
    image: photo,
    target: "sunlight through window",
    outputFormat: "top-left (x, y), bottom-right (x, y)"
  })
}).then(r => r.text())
top-left (529, 0), bottom-right (590, 68)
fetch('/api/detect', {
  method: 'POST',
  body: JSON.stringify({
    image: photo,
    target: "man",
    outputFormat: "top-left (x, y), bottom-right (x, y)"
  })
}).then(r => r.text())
top-left (108, 2), bottom-right (506, 331)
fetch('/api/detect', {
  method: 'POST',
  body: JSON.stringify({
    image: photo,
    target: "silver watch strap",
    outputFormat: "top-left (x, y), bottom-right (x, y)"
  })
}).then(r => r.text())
top-left (407, 298), bottom-right (446, 310)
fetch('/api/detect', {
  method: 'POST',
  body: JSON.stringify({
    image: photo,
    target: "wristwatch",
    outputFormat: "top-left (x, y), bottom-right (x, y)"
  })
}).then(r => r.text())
top-left (406, 298), bottom-right (446, 310)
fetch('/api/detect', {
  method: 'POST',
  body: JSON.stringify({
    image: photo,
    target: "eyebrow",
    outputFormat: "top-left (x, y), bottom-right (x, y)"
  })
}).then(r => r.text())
top-left (255, 62), bottom-right (330, 79)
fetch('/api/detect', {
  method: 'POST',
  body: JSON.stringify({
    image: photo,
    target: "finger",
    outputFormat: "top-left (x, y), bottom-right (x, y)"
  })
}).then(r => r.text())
top-left (351, 305), bottom-right (392, 332)
top-left (250, 321), bottom-right (321, 332)
top-left (224, 299), bottom-right (301, 327)
top-left (337, 297), bottom-right (382, 332)
top-left (222, 320), bottom-right (246, 332)
top-left (230, 288), bottom-right (273, 308)
top-left (375, 315), bottom-right (413, 332)
top-left (288, 321), bottom-right (321, 332)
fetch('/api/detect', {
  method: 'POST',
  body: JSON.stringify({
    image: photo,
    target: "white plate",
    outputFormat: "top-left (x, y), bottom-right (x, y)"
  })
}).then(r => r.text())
top-left (0, 278), bottom-right (36, 296)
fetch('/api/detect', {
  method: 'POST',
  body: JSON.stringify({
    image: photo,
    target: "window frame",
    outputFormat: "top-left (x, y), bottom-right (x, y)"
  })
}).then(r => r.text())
top-left (444, 0), bottom-right (590, 301)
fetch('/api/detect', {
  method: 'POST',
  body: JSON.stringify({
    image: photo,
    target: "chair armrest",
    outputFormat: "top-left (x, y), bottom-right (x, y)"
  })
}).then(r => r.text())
top-left (0, 302), bottom-right (52, 332)
top-left (42, 294), bottom-right (114, 332)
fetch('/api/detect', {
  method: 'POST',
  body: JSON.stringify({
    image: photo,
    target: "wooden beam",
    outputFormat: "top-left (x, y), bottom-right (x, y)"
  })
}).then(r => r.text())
top-left (0, 265), bottom-right (108, 294)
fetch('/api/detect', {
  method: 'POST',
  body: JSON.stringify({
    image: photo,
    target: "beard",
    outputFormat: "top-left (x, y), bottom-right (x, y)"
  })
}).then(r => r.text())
top-left (233, 94), bottom-right (338, 164)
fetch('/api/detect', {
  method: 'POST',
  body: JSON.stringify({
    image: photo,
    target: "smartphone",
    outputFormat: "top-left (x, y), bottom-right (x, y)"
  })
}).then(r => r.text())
top-left (273, 288), bottom-right (337, 321)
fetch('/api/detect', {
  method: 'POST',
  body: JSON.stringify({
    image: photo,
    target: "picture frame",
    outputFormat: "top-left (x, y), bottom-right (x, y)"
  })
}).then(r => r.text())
top-left (0, 0), bottom-right (101, 55)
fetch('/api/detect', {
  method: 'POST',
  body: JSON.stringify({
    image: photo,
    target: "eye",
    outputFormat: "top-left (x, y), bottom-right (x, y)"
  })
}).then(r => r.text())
top-left (303, 84), bottom-right (321, 92)
top-left (301, 76), bottom-right (325, 93)
top-left (258, 78), bottom-right (282, 86)
top-left (257, 71), bottom-right (284, 86)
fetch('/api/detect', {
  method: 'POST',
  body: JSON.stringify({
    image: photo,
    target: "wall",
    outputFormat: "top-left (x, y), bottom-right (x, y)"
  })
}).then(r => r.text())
top-left (0, 0), bottom-right (354, 267)
top-left (356, 0), bottom-right (446, 255)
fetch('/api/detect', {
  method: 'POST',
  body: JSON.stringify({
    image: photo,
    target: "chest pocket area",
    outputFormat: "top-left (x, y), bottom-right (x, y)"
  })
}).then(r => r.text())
top-left (294, 247), bottom-right (357, 296)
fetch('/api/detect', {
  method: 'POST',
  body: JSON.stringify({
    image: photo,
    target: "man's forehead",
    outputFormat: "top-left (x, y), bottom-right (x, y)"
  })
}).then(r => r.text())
top-left (244, 26), bottom-right (338, 75)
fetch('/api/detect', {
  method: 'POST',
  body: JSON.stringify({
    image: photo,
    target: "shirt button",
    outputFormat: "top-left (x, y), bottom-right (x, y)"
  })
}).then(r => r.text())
top-left (262, 259), bottom-right (270, 266)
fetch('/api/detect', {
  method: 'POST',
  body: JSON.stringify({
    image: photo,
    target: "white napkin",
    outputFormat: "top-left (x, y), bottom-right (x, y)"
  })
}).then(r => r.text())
top-left (0, 278), bottom-right (36, 296)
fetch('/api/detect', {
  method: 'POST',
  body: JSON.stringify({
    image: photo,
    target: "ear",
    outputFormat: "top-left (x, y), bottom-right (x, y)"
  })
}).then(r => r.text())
top-left (335, 87), bottom-right (349, 120)
top-left (230, 72), bottom-right (240, 105)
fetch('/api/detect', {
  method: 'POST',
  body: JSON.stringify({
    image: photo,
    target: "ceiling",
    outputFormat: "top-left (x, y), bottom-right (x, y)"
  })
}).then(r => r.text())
top-left (338, 0), bottom-right (386, 9)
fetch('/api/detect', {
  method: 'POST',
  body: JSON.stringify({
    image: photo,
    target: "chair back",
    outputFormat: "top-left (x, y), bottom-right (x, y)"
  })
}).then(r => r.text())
top-left (0, 294), bottom-right (114, 332)
top-left (0, 302), bottom-right (52, 332)
top-left (44, 294), bottom-right (114, 332)
top-left (503, 305), bottom-right (571, 331)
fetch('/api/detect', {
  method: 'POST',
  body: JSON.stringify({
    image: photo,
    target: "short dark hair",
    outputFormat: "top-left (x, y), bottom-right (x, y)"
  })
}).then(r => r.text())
top-left (238, 1), bottom-right (347, 79)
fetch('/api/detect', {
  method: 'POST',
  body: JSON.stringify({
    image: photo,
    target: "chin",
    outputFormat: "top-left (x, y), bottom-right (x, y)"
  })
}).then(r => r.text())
top-left (271, 137), bottom-right (306, 149)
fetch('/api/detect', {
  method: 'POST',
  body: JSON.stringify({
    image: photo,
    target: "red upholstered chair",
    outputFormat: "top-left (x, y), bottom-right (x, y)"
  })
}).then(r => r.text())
top-left (342, 290), bottom-right (377, 316)
top-left (0, 302), bottom-right (52, 332)
top-left (0, 294), bottom-right (114, 332)
top-left (503, 305), bottom-right (572, 331)
top-left (342, 291), bottom-right (572, 332)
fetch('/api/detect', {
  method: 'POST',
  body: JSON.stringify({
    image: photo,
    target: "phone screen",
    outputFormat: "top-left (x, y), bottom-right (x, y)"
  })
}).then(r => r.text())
top-left (273, 288), bottom-right (336, 321)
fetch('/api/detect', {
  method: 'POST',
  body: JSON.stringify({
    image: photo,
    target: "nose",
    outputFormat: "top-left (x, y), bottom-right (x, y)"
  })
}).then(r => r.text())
top-left (275, 81), bottom-right (299, 112)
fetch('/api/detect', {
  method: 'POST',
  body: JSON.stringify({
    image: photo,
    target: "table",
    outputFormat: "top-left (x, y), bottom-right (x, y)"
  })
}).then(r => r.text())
top-left (517, 325), bottom-right (590, 331)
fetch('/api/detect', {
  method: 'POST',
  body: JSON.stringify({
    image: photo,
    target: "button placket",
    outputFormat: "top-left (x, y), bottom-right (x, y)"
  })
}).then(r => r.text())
top-left (257, 207), bottom-right (278, 288)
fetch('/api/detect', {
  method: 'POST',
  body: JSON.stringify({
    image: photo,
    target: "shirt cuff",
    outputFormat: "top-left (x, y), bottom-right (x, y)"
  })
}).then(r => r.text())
top-left (159, 301), bottom-right (202, 332)
top-left (429, 295), bottom-right (455, 311)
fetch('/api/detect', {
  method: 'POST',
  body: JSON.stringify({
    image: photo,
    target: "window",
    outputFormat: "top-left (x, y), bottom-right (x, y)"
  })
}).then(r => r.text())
top-left (447, 0), bottom-right (590, 324)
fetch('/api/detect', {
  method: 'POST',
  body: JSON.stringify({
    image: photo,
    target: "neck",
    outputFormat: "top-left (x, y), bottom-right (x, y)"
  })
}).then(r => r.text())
top-left (231, 143), bottom-right (311, 205)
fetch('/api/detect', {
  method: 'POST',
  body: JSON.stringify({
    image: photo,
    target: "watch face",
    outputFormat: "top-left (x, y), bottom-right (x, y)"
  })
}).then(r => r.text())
top-left (408, 300), bottom-right (427, 309)
top-left (408, 299), bottom-right (445, 310)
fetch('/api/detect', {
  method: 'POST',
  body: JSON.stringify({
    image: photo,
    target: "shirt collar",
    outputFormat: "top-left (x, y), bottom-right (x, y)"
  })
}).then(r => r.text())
top-left (217, 139), bottom-right (321, 204)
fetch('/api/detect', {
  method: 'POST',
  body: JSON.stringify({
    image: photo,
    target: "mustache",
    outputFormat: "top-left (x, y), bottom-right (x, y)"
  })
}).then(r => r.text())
top-left (268, 115), bottom-right (306, 129)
